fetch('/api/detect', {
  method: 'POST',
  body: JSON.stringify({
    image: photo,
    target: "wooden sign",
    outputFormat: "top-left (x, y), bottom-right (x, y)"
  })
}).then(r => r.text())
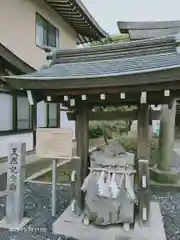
top-left (36, 128), bottom-right (73, 159)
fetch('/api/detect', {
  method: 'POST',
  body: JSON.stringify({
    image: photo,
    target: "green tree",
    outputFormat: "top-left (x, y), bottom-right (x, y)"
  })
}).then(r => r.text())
top-left (90, 34), bottom-right (130, 45)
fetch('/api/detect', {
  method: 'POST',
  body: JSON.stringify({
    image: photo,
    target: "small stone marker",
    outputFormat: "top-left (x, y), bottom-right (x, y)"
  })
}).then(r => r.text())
top-left (0, 142), bottom-right (31, 229)
top-left (6, 142), bottom-right (26, 225)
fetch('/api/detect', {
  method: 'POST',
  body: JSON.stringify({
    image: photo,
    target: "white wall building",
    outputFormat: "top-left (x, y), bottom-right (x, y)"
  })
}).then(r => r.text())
top-left (0, 0), bottom-right (107, 158)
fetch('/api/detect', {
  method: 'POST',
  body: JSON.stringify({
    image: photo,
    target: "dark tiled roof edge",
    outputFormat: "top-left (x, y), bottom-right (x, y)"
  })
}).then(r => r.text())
top-left (0, 43), bottom-right (35, 74)
top-left (51, 35), bottom-right (177, 64)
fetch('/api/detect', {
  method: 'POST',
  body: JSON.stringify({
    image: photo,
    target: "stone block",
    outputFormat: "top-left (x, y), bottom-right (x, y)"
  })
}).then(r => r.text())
top-left (0, 217), bottom-right (31, 230)
top-left (53, 202), bottom-right (166, 240)
top-left (6, 142), bottom-right (26, 225)
top-left (150, 166), bottom-right (179, 184)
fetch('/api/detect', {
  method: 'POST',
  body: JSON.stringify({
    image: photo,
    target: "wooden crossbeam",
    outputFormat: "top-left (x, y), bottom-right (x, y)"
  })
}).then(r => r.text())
top-left (67, 110), bottom-right (161, 121)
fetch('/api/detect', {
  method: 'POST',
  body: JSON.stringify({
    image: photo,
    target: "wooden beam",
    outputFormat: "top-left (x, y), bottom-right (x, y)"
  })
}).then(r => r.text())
top-left (89, 110), bottom-right (138, 120)
top-left (67, 110), bottom-right (161, 121)
top-left (32, 83), bottom-right (180, 96)
top-left (12, 92), bottom-right (17, 131)
top-left (151, 110), bottom-right (161, 120)
top-left (46, 103), bottom-right (49, 128)
top-left (75, 106), bottom-right (89, 211)
top-left (56, 104), bottom-right (60, 128)
top-left (8, 67), bottom-right (180, 91)
top-left (31, 103), bottom-right (37, 149)
top-left (44, 89), bottom-right (177, 107)
top-left (137, 104), bottom-right (149, 160)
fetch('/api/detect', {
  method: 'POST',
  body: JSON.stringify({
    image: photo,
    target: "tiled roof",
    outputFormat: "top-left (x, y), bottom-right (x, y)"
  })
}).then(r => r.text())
top-left (4, 35), bottom-right (180, 80)
top-left (43, 0), bottom-right (108, 44)
top-left (11, 52), bottom-right (180, 80)
top-left (118, 20), bottom-right (180, 40)
top-left (0, 43), bottom-right (35, 74)
top-left (52, 35), bottom-right (175, 64)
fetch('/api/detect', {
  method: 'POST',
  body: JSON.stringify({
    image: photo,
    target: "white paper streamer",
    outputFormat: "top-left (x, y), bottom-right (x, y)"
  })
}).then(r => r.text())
top-left (103, 173), bottom-right (111, 198)
top-left (142, 175), bottom-right (146, 188)
top-left (71, 170), bottom-right (76, 182)
top-left (71, 199), bottom-right (76, 212)
top-left (119, 174), bottom-right (124, 188)
top-left (142, 207), bottom-right (147, 221)
top-left (81, 171), bottom-right (93, 192)
top-left (97, 171), bottom-right (105, 196)
top-left (125, 174), bottom-right (136, 201)
top-left (109, 173), bottom-right (119, 199)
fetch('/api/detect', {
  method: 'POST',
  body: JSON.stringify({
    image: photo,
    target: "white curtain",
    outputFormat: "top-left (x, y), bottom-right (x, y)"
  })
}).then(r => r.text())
top-left (37, 101), bottom-right (46, 128)
top-left (17, 96), bottom-right (30, 129)
top-left (0, 93), bottom-right (13, 131)
top-left (49, 103), bottom-right (57, 127)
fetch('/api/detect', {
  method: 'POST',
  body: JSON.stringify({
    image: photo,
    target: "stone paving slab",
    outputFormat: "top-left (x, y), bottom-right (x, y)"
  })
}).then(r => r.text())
top-left (53, 203), bottom-right (166, 240)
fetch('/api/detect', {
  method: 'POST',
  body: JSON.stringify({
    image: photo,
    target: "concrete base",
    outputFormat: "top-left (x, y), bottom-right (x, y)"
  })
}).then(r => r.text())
top-left (53, 202), bottom-right (166, 240)
top-left (150, 166), bottom-right (179, 184)
top-left (0, 217), bottom-right (31, 230)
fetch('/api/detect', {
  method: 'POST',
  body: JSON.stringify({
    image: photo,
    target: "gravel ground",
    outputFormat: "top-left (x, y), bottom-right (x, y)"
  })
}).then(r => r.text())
top-left (0, 183), bottom-right (71, 240)
top-left (0, 182), bottom-right (179, 240)
top-left (0, 148), bottom-right (180, 240)
top-left (172, 151), bottom-right (180, 173)
top-left (151, 186), bottom-right (180, 240)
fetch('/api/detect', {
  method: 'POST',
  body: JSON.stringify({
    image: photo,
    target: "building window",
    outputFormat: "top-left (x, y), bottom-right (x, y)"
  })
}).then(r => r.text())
top-left (36, 13), bottom-right (59, 48)
top-left (0, 93), bottom-right (13, 131)
top-left (17, 96), bottom-right (31, 130)
top-left (47, 103), bottom-right (59, 128)
top-left (36, 101), bottom-right (47, 128)
top-left (0, 92), bottom-right (33, 135)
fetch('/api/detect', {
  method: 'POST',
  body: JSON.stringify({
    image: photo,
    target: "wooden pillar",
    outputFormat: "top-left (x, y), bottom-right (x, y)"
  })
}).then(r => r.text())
top-left (137, 105), bottom-right (150, 224)
top-left (31, 104), bottom-right (37, 149)
top-left (75, 106), bottom-right (89, 211)
top-left (56, 103), bottom-right (60, 128)
top-left (12, 92), bottom-right (17, 132)
top-left (158, 100), bottom-right (176, 171)
top-left (137, 104), bottom-right (149, 160)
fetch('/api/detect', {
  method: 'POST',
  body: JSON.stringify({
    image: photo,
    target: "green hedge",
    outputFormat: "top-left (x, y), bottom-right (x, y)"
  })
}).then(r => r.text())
top-left (117, 136), bottom-right (159, 165)
top-left (89, 121), bottom-right (104, 138)
top-left (89, 121), bottom-right (130, 139)
top-left (89, 120), bottom-right (159, 166)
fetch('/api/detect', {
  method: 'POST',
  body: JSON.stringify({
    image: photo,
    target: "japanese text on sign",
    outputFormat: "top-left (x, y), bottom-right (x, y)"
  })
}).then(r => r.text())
top-left (8, 148), bottom-right (19, 192)
top-left (36, 128), bottom-right (73, 159)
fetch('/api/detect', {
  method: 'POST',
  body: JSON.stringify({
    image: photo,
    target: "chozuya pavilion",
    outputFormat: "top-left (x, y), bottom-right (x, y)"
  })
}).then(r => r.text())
top-left (4, 23), bottom-right (180, 239)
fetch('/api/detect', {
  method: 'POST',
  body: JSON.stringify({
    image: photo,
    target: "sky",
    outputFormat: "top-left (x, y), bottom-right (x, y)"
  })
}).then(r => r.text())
top-left (82, 0), bottom-right (180, 35)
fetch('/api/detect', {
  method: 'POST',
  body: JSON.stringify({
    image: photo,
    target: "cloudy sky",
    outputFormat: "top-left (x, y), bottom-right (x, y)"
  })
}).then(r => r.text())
top-left (82, 0), bottom-right (180, 34)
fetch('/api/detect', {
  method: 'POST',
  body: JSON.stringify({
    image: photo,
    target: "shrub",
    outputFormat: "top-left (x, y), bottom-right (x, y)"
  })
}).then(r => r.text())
top-left (89, 120), bottom-right (130, 139)
top-left (117, 136), bottom-right (159, 165)
top-left (89, 121), bottom-right (104, 138)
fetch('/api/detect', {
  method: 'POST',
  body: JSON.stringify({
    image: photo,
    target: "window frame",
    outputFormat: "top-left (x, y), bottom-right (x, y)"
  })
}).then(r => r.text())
top-left (46, 103), bottom-right (60, 128)
top-left (17, 95), bottom-right (32, 130)
top-left (0, 91), bottom-right (60, 135)
top-left (0, 90), bottom-right (33, 136)
top-left (35, 13), bottom-right (59, 49)
top-left (0, 91), bottom-right (13, 131)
